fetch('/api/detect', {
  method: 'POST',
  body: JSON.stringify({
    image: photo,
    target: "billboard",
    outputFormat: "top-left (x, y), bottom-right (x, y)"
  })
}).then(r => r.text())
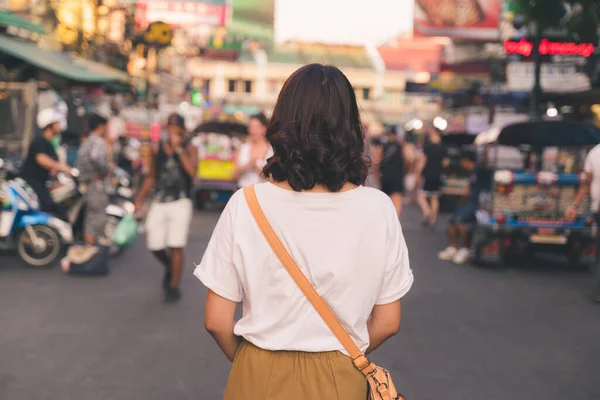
top-left (135, 1), bottom-right (228, 27)
top-left (414, 0), bottom-right (502, 41)
top-left (232, 0), bottom-right (274, 28)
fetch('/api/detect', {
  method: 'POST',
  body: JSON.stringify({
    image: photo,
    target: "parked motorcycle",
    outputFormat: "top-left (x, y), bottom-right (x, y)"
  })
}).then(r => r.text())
top-left (49, 167), bottom-right (135, 257)
top-left (0, 158), bottom-right (73, 267)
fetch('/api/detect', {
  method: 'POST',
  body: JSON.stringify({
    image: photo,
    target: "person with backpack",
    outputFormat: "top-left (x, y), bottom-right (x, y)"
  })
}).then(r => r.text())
top-left (194, 64), bottom-right (413, 399)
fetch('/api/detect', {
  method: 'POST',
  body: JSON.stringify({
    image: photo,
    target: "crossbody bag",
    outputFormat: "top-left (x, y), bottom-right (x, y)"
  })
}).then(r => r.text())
top-left (243, 185), bottom-right (406, 400)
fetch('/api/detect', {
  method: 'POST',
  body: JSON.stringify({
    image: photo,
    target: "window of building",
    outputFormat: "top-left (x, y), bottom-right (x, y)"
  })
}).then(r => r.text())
top-left (384, 90), bottom-right (394, 104)
top-left (244, 80), bottom-right (252, 93)
top-left (362, 88), bottom-right (371, 101)
top-left (268, 80), bottom-right (278, 94)
top-left (228, 79), bottom-right (236, 93)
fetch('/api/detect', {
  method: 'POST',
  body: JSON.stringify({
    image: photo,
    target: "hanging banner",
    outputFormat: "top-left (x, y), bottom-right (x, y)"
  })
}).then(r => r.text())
top-left (135, 1), bottom-right (228, 27)
top-left (414, 0), bottom-right (502, 41)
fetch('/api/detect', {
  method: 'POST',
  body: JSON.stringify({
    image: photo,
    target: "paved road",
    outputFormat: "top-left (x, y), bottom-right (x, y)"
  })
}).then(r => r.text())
top-left (1, 206), bottom-right (600, 400)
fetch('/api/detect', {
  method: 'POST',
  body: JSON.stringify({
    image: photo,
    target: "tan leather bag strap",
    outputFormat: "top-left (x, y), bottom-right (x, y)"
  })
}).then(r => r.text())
top-left (243, 185), bottom-right (375, 375)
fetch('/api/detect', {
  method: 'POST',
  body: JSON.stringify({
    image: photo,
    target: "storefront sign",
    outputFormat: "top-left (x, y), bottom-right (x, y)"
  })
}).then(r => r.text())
top-left (136, 1), bottom-right (227, 27)
top-left (506, 62), bottom-right (591, 93)
top-left (505, 39), bottom-right (596, 57)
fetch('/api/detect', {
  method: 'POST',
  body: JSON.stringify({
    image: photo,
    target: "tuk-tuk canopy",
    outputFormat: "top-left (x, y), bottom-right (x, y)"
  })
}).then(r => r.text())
top-left (475, 121), bottom-right (600, 148)
top-left (193, 122), bottom-right (247, 135)
top-left (441, 133), bottom-right (477, 148)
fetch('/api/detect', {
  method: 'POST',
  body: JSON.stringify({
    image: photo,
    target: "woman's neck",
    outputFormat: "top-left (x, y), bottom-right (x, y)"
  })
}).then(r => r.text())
top-left (271, 180), bottom-right (358, 193)
top-left (250, 137), bottom-right (266, 146)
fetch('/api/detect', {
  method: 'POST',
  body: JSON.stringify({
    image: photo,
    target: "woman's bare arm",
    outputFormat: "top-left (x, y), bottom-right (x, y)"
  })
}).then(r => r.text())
top-left (366, 300), bottom-right (402, 354)
top-left (204, 290), bottom-right (242, 362)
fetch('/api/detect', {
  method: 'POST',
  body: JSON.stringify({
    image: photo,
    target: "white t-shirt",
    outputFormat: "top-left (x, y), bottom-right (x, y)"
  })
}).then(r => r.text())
top-left (584, 144), bottom-right (600, 212)
top-left (194, 182), bottom-right (414, 354)
top-left (236, 143), bottom-right (274, 188)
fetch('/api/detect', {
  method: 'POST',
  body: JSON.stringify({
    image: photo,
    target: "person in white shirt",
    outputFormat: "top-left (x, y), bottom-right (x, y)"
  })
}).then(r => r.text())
top-left (194, 64), bottom-right (414, 399)
top-left (232, 113), bottom-right (273, 188)
top-left (566, 143), bottom-right (600, 303)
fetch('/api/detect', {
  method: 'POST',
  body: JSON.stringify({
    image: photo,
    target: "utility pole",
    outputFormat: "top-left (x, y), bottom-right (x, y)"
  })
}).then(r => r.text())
top-left (529, 22), bottom-right (543, 119)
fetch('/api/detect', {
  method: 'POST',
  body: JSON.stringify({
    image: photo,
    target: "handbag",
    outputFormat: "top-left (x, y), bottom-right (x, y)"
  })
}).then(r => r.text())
top-left (113, 215), bottom-right (138, 247)
top-left (243, 185), bottom-right (406, 400)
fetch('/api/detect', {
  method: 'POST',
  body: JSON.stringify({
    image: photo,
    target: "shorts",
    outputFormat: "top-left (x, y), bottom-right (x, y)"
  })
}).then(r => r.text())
top-left (421, 176), bottom-right (442, 196)
top-left (145, 198), bottom-right (193, 250)
top-left (224, 341), bottom-right (367, 400)
top-left (449, 203), bottom-right (477, 225)
top-left (381, 179), bottom-right (404, 196)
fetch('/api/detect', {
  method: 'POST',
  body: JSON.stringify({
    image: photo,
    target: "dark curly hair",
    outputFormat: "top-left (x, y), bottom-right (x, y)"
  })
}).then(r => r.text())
top-left (250, 112), bottom-right (269, 127)
top-left (263, 64), bottom-right (369, 192)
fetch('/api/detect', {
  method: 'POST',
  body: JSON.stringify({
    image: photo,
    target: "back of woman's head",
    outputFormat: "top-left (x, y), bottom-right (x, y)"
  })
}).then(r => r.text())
top-left (263, 64), bottom-right (369, 192)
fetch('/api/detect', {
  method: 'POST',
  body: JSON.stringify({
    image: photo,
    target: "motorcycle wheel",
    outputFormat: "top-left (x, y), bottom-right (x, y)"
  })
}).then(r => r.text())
top-left (17, 225), bottom-right (61, 268)
top-left (104, 216), bottom-right (125, 258)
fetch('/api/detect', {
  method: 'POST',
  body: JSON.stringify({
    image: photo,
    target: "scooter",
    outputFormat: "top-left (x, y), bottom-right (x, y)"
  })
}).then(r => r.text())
top-left (0, 158), bottom-right (73, 267)
top-left (49, 168), bottom-right (135, 258)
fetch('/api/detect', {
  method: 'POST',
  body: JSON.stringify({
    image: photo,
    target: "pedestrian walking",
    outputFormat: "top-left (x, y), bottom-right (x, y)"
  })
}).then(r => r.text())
top-left (232, 112), bottom-right (273, 188)
top-left (374, 127), bottom-right (405, 217)
top-left (134, 113), bottom-right (198, 303)
top-left (195, 64), bottom-right (413, 399)
top-left (417, 127), bottom-right (448, 227)
top-left (566, 143), bottom-right (600, 303)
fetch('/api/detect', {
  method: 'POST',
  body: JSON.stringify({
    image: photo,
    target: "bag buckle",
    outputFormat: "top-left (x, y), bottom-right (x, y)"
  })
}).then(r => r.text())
top-left (352, 354), bottom-right (375, 374)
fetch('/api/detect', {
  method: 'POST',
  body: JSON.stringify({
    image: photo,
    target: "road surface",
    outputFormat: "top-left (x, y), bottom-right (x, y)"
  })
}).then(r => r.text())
top-left (1, 206), bottom-right (600, 400)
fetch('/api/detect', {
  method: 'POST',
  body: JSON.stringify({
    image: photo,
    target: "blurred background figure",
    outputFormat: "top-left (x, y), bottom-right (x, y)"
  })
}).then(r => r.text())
top-left (417, 127), bottom-right (448, 227)
top-left (566, 142), bottom-right (600, 303)
top-left (374, 127), bottom-right (405, 217)
top-left (438, 148), bottom-right (492, 264)
top-left (21, 108), bottom-right (72, 218)
top-left (232, 113), bottom-right (273, 187)
top-left (76, 113), bottom-right (111, 246)
top-left (135, 113), bottom-right (198, 303)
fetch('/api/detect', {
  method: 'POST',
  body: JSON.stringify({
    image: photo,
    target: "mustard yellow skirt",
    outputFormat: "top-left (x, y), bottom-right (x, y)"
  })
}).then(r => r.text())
top-left (224, 341), bottom-right (368, 400)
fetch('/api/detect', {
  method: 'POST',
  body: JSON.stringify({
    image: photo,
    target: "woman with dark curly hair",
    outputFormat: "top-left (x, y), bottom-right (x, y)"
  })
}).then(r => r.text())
top-left (194, 64), bottom-right (413, 399)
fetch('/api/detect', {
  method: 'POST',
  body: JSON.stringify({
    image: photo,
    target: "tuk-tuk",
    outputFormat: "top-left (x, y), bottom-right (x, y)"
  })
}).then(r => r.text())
top-left (440, 133), bottom-right (477, 212)
top-left (471, 120), bottom-right (600, 267)
top-left (191, 122), bottom-right (247, 209)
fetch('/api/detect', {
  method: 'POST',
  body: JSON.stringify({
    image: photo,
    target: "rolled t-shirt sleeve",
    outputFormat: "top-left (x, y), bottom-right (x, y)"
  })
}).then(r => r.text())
top-left (584, 149), bottom-right (595, 174)
top-left (193, 198), bottom-right (242, 302)
top-left (376, 204), bottom-right (414, 305)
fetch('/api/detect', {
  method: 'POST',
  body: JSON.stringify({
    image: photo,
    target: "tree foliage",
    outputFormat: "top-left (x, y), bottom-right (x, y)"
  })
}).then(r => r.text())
top-left (513, 0), bottom-right (600, 43)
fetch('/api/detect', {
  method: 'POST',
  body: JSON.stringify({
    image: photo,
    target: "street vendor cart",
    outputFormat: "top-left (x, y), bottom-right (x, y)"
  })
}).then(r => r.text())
top-left (192, 122), bottom-right (247, 209)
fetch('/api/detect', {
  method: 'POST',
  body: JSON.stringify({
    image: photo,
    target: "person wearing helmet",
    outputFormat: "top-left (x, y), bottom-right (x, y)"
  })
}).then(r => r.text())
top-left (21, 108), bottom-right (73, 217)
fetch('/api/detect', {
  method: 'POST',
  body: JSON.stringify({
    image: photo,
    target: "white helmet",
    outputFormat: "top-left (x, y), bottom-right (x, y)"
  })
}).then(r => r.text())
top-left (37, 108), bottom-right (65, 130)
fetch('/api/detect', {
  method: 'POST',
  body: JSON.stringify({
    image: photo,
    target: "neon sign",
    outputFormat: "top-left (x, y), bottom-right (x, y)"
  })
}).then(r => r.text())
top-left (504, 39), bottom-right (595, 57)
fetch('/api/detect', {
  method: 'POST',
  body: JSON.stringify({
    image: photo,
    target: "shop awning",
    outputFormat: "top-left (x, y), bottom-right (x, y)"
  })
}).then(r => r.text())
top-left (71, 57), bottom-right (130, 83)
top-left (0, 35), bottom-right (128, 84)
top-left (0, 11), bottom-right (45, 35)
